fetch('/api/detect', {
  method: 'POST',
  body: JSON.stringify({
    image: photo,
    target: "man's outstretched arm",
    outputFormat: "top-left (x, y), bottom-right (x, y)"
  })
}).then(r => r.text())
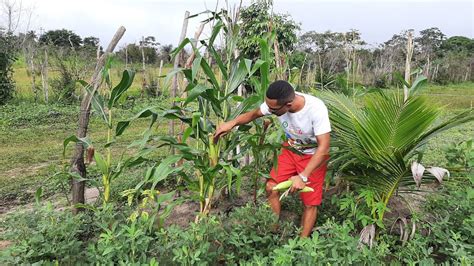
top-left (213, 108), bottom-right (264, 143)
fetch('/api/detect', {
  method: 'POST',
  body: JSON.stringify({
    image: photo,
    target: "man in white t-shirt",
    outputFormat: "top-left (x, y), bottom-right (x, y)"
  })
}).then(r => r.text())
top-left (214, 80), bottom-right (331, 237)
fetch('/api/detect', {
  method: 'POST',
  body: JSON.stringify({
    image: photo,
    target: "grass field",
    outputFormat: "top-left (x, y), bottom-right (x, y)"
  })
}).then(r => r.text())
top-left (420, 82), bottom-right (474, 109)
top-left (0, 99), bottom-right (170, 207)
top-left (12, 63), bottom-right (175, 101)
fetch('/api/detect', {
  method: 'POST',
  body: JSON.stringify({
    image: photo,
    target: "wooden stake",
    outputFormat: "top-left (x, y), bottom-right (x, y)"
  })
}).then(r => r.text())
top-left (41, 47), bottom-right (49, 103)
top-left (404, 31), bottom-right (414, 102)
top-left (169, 11), bottom-right (190, 155)
top-left (157, 59), bottom-right (163, 97)
top-left (140, 36), bottom-right (147, 98)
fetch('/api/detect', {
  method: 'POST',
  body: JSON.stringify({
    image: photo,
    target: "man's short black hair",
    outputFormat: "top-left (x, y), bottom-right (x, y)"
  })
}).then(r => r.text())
top-left (266, 80), bottom-right (295, 105)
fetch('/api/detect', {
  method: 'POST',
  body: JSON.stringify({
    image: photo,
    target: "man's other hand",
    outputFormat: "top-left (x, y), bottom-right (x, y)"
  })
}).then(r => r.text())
top-left (289, 175), bottom-right (306, 193)
top-left (213, 120), bottom-right (235, 144)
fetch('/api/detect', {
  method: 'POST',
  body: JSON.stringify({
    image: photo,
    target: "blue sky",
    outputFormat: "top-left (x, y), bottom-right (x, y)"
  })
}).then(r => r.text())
top-left (8, 0), bottom-right (474, 48)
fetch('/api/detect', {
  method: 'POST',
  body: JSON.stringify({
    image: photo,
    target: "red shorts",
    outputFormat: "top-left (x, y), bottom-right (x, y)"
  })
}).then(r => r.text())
top-left (268, 145), bottom-right (328, 206)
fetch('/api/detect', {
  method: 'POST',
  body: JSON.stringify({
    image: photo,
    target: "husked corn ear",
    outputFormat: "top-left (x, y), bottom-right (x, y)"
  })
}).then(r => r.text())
top-left (272, 180), bottom-right (314, 192)
top-left (272, 180), bottom-right (293, 190)
top-left (208, 133), bottom-right (218, 167)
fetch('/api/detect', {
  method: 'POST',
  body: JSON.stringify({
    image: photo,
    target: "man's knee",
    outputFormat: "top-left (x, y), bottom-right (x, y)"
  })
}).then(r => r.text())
top-left (266, 181), bottom-right (278, 196)
top-left (303, 205), bottom-right (317, 212)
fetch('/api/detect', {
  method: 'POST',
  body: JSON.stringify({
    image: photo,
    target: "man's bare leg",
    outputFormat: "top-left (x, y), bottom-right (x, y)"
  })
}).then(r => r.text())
top-left (300, 205), bottom-right (317, 237)
top-left (266, 181), bottom-right (281, 216)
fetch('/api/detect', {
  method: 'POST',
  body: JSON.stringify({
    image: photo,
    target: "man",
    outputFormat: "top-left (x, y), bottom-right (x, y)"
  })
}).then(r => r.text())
top-left (214, 80), bottom-right (331, 237)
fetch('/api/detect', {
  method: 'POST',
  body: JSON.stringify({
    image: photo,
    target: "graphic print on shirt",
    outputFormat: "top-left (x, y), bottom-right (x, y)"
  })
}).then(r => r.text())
top-left (285, 126), bottom-right (318, 152)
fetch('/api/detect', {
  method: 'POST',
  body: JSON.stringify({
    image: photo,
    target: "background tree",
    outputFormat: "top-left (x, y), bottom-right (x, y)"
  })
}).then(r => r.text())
top-left (415, 27), bottom-right (445, 80)
top-left (83, 36), bottom-right (100, 48)
top-left (0, 29), bottom-right (16, 104)
top-left (38, 29), bottom-right (94, 103)
top-left (298, 30), bottom-right (349, 88)
top-left (117, 39), bottom-right (159, 66)
top-left (158, 44), bottom-right (173, 64)
top-left (38, 29), bottom-right (82, 48)
top-left (441, 36), bottom-right (474, 54)
top-left (22, 30), bottom-right (41, 102)
top-left (238, 0), bottom-right (300, 61)
top-left (82, 36), bottom-right (102, 59)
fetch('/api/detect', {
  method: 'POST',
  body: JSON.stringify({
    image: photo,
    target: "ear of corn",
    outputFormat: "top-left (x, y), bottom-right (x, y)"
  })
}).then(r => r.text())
top-left (272, 180), bottom-right (314, 192)
top-left (208, 133), bottom-right (218, 167)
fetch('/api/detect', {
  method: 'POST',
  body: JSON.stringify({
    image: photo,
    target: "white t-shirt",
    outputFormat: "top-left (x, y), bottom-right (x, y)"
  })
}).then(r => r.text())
top-left (260, 92), bottom-right (331, 154)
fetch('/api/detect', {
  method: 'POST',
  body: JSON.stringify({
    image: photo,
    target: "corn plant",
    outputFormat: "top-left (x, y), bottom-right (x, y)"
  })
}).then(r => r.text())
top-left (165, 13), bottom-right (263, 217)
top-left (64, 60), bottom-right (144, 204)
top-left (116, 14), bottom-right (279, 218)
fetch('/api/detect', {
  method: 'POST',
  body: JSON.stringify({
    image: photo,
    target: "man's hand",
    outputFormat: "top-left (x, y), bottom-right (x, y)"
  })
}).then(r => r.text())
top-left (213, 120), bottom-right (236, 143)
top-left (289, 175), bottom-right (306, 193)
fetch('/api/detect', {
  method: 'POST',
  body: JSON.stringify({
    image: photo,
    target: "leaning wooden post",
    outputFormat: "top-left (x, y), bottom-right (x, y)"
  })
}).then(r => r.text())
top-left (404, 31), bottom-right (414, 102)
top-left (70, 26), bottom-right (126, 214)
top-left (169, 11), bottom-right (190, 155)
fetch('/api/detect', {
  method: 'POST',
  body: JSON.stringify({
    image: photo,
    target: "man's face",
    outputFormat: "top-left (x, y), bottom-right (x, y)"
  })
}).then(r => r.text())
top-left (265, 97), bottom-right (292, 116)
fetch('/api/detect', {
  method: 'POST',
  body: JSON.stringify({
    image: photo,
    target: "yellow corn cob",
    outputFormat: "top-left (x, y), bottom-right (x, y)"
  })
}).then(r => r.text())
top-left (272, 180), bottom-right (314, 192)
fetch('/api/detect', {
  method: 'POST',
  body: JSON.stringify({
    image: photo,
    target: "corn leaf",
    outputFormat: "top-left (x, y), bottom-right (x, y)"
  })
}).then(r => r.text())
top-left (108, 70), bottom-right (135, 109)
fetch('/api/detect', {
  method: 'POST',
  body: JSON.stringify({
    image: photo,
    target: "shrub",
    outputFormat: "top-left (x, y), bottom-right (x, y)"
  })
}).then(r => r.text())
top-left (0, 203), bottom-right (84, 264)
top-left (266, 219), bottom-right (389, 265)
top-left (422, 175), bottom-right (474, 264)
top-left (153, 204), bottom-right (295, 265)
top-left (0, 32), bottom-right (17, 105)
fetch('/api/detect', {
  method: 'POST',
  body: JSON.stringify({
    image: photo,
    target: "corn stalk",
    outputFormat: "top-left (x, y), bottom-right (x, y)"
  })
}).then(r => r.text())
top-left (70, 26), bottom-right (125, 213)
top-left (65, 65), bottom-right (136, 205)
